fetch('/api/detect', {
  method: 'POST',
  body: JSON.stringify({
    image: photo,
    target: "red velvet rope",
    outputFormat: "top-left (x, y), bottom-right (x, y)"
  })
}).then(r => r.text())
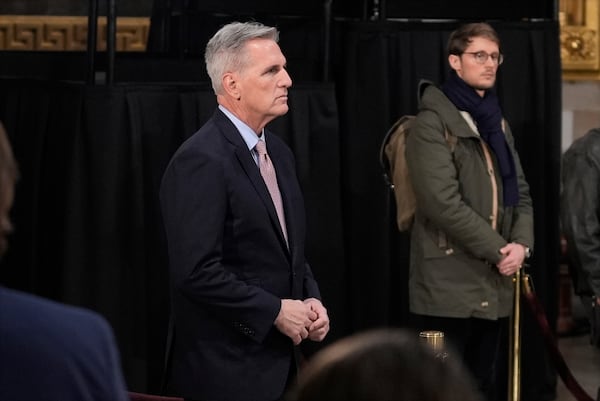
top-left (521, 275), bottom-right (594, 401)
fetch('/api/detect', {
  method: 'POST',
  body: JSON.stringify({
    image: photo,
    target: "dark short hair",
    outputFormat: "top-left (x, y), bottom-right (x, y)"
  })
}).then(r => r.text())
top-left (286, 328), bottom-right (483, 401)
top-left (0, 122), bottom-right (18, 257)
top-left (0, 123), bottom-right (17, 178)
top-left (447, 22), bottom-right (500, 56)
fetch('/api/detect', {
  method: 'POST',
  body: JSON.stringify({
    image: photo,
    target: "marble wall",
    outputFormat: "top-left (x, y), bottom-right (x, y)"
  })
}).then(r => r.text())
top-left (562, 81), bottom-right (600, 152)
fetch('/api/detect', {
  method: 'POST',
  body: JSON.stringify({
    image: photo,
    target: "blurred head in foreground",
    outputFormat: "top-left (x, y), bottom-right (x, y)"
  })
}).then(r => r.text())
top-left (286, 328), bottom-right (484, 401)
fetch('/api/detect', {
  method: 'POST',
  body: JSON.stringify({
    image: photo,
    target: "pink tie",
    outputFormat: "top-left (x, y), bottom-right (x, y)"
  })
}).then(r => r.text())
top-left (255, 140), bottom-right (288, 243)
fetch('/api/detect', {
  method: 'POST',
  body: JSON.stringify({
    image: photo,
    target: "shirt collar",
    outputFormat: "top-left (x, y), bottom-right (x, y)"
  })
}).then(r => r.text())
top-left (219, 105), bottom-right (265, 150)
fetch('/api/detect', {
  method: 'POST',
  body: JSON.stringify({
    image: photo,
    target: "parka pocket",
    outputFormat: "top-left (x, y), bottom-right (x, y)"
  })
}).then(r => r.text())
top-left (420, 220), bottom-right (463, 259)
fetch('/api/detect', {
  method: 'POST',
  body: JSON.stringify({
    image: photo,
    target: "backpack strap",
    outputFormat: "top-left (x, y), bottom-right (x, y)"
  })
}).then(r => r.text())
top-left (417, 79), bottom-right (435, 108)
top-left (444, 128), bottom-right (457, 151)
top-left (379, 115), bottom-right (413, 189)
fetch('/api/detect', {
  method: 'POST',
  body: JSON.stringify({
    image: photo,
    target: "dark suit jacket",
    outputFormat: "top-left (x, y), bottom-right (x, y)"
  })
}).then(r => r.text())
top-left (0, 286), bottom-right (128, 401)
top-left (159, 108), bottom-right (322, 401)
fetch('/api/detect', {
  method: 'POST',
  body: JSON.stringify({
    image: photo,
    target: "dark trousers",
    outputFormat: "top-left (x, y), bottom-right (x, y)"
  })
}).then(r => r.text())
top-left (184, 353), bottom-right (297, 401)
top-left (579, 295), bottom-right (600, 346)
top-left (411, 314), bottom-right (508, 401)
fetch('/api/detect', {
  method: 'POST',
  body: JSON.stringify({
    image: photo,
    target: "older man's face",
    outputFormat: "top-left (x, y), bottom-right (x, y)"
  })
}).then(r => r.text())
top-left (235, 38), bottom-right (293, 128)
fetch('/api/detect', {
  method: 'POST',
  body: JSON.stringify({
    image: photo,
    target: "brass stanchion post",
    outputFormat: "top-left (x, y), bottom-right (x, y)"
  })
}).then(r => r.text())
top-left (420, 330), bottom-right (448, 361)
top-left (508, 270), bottom-right (522, 401)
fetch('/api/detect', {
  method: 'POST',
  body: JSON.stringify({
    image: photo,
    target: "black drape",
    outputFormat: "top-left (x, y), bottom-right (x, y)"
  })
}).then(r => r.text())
top-left (0, 19), bottom-right (561, 401)
top-left (0, 79), bottom-right (344, 391)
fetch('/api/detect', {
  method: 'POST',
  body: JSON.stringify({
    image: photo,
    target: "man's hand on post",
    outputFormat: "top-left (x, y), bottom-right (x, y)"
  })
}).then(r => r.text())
top-left (496, 242), bottom-right (527, 276)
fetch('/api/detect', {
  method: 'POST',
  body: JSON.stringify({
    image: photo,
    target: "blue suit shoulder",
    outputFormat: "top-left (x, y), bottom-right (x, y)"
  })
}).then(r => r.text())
top-left (0, 286), bottom-right (128, 401)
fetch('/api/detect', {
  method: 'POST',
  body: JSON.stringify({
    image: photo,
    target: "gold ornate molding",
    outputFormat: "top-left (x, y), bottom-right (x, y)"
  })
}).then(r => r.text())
top-left (0, 15), bottom-right (149, 52)
top-left (560, 0), bottom-right (600, 80)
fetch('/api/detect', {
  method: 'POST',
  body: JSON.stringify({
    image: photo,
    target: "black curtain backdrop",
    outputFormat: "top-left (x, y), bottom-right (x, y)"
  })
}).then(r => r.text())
top-left (0, 79), bottom-right (344, 391)
top-left (0, 19), bottom-right (561, 401)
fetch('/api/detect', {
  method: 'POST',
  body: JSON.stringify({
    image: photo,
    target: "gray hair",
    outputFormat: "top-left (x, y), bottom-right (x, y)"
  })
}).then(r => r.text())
top-left (205, 21), bottom-right (279, 94)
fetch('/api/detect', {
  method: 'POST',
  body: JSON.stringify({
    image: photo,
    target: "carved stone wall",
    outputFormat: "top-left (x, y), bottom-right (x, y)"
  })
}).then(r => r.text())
top-left (0, 0), bottom-right (152, 16)
top-left (0, 16), bottom-right (149, 51)
top-left (560, 0), bottom-right (600, 79)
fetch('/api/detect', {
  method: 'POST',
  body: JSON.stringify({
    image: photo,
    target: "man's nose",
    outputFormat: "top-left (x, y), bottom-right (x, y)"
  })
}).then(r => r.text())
top-left (280, 69), bottom-right (293, 87)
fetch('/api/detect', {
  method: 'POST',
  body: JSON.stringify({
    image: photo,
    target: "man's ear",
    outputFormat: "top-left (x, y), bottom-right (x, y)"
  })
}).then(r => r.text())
top-left (222, 72), bottom-right (241, 100)
top-left (448, 54), bottom-right (461, 72)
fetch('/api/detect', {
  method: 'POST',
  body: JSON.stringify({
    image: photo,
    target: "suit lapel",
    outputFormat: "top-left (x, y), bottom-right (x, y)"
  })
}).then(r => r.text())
top-left (267, 138), bottom-right (296, 251)
top-left (215, 111), bottom-right (290, 252)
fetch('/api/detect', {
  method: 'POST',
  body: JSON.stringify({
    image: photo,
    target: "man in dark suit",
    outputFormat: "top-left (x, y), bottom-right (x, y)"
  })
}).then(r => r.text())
top-left (159, 21), bottom-right (330, 401)
top-left (0, 122), bottom-right (129, 401)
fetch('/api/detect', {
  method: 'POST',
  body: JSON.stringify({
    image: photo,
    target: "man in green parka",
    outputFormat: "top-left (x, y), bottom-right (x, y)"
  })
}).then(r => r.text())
top-left (406, 22), bottom-right (534, 401)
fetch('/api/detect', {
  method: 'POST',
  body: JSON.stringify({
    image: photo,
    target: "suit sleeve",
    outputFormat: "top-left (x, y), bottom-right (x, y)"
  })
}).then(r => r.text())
top-left (302, 262), bottom-right (321, 300)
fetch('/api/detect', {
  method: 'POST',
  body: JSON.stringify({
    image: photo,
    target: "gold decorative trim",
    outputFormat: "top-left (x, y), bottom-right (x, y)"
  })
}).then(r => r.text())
top-left (0, 15), bottom-right (149, 52)
top-left (560, 0), bottom-right (600, 80)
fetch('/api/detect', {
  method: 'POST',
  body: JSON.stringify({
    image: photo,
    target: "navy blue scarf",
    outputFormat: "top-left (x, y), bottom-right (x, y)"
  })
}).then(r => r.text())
top-left (442, 72), bottom-right (519, 207)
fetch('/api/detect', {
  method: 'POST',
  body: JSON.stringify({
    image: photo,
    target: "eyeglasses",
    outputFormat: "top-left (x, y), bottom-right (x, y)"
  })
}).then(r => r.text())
top-left (462, 51), bottom-right (504, 65)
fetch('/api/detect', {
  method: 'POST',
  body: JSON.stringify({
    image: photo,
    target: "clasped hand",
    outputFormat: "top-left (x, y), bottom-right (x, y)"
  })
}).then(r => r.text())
top-left (275, 298), bottom-right (330, 345)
